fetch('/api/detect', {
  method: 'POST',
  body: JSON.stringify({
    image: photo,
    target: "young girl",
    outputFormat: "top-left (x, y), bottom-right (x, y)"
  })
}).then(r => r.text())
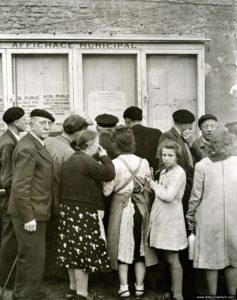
top-left (148, 140), bottom-right (188, 300)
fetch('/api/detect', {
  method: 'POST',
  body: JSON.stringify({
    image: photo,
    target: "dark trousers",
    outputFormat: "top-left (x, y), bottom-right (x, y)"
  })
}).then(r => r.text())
top-left (0, 192), bottom-right (18, 287)
top-left (12, 217), bottom-right (47, 299)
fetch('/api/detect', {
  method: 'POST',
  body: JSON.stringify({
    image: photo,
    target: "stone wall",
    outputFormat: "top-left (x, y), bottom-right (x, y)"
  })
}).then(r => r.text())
top-left (0, 0), bottom-right (236, 121)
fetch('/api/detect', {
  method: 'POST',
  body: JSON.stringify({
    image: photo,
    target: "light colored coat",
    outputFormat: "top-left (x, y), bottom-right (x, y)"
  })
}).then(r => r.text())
top-left (186, 156), bottom-right (237, 269)
top-left (149, 165), bottom-right (188, 251)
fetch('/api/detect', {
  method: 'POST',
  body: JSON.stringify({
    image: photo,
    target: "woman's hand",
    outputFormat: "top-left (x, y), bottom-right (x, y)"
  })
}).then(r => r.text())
top-left (98, 146), bottom-right (108, 157)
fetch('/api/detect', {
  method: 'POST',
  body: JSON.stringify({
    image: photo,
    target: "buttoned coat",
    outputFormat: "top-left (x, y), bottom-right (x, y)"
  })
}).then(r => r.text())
top-left (8, 133), bottom-right (54, 223)
top-left (186, 157), bottom-right (237, 269)
top-left (157, 127), bottom-right (202, 213)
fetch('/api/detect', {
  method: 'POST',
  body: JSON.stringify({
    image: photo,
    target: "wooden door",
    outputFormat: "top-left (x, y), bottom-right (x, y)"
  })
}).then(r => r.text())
top-left (83, 54), bottom-right (137, 125)
top-left (146, 54), bottom-right (197, 133)
top-left (13, 54), bottom-right (70, 132)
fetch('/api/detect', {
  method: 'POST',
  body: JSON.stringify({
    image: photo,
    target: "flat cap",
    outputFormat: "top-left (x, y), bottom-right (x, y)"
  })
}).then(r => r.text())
top-left (3, 107), bottom-right (25, 124)
top-left (30, 109), bottom-right (55, 122)
top-left (123, 106), bottom-right (143, 121)
top-left (95, 113), bottom-right (119, 128)
top-left (198, 114), bottom-right (218, 128)
top-left (172, 109), bottom-right (195, 124)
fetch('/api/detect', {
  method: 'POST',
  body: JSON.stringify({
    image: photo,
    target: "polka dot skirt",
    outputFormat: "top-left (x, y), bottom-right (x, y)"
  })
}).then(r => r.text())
top-left (56, 202), bottom-right (111, 273)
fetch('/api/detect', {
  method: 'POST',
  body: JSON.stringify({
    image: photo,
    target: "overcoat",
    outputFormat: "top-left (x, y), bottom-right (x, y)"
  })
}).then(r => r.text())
top-left (186, 156), bottom-right (237, 269)
top-left (8, 133), bottom-right (54, 223)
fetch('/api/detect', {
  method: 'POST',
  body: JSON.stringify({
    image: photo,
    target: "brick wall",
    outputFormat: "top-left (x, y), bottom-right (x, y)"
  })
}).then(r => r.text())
top-left (0, 0), bottom-right (236, 122)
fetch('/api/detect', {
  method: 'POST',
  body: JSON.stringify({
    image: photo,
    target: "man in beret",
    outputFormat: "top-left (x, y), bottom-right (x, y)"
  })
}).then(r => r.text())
top-left (8, 109), bottom-right (55, 300)
top-left (95, 113), bottom-right (119, 159)
top-left (123, 106), bottom-right (162, 171)
top-left (194, 114), bottom-right (218, 157)
top-left (157, 109), bottom-right (203, 299)
top-left (0, 107), bottom-right (26, 291)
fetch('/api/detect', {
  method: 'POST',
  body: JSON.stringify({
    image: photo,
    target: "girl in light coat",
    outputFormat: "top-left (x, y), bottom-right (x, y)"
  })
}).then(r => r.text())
top-left (148, 140), bottom-right (188, 300)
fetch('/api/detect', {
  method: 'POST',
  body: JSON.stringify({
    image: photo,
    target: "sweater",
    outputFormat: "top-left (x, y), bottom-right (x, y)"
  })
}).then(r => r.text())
top-left (60, 152), bottom-right (115, 210)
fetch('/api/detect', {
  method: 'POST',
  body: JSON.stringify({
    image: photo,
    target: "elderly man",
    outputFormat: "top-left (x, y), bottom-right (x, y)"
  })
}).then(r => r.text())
top-left (194, 114), bottom-right (218, 157)
top-left (123, 106), bottom-right (162, 171)
top-left (8, 109), bottom-right (55, 300)
top-left (95, 113), bottom-right (119, 159)
top-left (0, 107), bottom-right (26, 290)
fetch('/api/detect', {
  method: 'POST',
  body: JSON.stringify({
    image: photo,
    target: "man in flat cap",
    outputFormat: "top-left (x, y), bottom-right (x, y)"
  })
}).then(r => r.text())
top-left (157, 109), bottom-right (202, 299)
top-left (194, 114), bottom-right (218, 157)
top-left (0, 107), bottom-right (26, 291)
top-left (8, 109), bottom-right (55, 300)
top-left (44, 114), bottom-right (88, 277)
top-left (123, 106), bottom-right (162, 171)
top-left (95, 113), bottom-right (119, 159)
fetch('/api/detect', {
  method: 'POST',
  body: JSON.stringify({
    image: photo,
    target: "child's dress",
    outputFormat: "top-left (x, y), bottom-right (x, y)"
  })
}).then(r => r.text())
top-left (149, 165), bottom-right (188, 251)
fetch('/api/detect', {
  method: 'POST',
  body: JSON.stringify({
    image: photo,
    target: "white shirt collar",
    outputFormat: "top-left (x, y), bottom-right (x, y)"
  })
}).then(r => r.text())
top-left (29, 131), bottom-right (45, 146)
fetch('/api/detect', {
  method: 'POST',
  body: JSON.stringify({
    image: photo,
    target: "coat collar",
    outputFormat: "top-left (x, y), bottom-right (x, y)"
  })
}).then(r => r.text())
top-left (6, 129), bottom-right (18, 144)
top-left (25, 133), bottom-right (53, 164)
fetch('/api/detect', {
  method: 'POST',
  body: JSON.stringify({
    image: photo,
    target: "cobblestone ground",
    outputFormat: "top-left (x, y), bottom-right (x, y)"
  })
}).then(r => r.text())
top-left (1, 281), bottom-right (161, 300)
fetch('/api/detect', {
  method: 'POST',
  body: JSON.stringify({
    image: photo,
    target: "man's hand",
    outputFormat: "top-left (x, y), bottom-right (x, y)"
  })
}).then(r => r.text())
top-left (182, 129), bottom-right (193, 147)
top-left (24, 219), bottom-right (37, 232)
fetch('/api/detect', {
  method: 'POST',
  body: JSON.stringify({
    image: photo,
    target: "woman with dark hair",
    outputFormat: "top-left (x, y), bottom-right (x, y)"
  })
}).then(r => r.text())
top-left (103, 126), bottom-right (158, 299)
top-left (56, 130), bottom-right (115, 300)
top-left (186, 130), bottom-right (237, 297)
top-left (148, 140), bottom-right (188, 300)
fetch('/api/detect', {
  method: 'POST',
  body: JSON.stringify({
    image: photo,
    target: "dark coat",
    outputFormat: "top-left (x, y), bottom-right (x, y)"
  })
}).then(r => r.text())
top-left (157, 127), bottom-right (202, 213)
top-left (0, 129), bottom-right (18, 193)
top-left (131, 124), bottom-right (162, 171)
top-left (8, 133), bottom-right (54, 223)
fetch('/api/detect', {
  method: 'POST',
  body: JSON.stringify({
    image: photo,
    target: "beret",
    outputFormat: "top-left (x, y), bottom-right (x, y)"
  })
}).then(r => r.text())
top-left (95, 113), bottom-right (119, 128)
top-left (30, 109), bottom-right (55, 122)
top-left (198, 114), bottom-right (218, 128)
top-left (172, 109), bottom-right (195, 124)
top-left (3, 107), bottom-right (25, 124)
top-left (123, 106), bottom-right (143, 121)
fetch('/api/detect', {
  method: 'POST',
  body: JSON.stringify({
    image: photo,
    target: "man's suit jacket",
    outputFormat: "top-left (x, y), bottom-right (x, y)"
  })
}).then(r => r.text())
top-left (131, 124), bottom-right (162, 171)
top-left (157, 127), bottom-right (202, 213)
top-left (8, 133), bottom-right (53, 223)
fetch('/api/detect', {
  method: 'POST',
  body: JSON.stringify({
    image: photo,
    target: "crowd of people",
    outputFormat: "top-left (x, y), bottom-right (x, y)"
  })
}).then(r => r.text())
top-left (0, 105), bottom-right (236, 300)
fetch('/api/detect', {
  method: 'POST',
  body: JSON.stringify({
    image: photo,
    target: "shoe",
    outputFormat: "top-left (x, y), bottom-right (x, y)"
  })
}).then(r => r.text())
top-left (135, 283), bottom-right (144, 298)
top-left (118, 290), bottom-right (130, 298)
top-left (66, 288), bottom-right (77, 299)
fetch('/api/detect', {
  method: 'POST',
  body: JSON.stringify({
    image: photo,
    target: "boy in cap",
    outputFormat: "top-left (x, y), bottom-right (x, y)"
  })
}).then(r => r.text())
top-left (8, 109), bottom-right (55, 300)
top-left (123, 106), bottom-right (162, 171)
top-left (0, 107), bottom-right (26, 290)
top-left (194, 114), bottom-right (218, 157)
top-left (95, 113), bottom-right (119, 159)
